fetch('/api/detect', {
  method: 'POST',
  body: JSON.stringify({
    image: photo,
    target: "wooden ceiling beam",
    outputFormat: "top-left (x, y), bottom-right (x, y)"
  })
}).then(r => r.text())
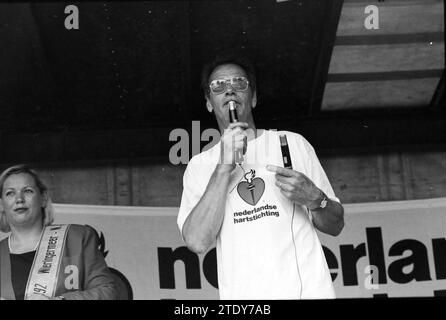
top-left (430, 70), bottom-right (445, 110)
top-left (1, 108), bottom-right (445, 163)
top-left (308, 0), bottom-right (344, 116)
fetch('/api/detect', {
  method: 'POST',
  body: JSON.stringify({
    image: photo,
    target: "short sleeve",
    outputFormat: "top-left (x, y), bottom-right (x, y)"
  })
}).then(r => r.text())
top-left (303, 139), bottom-right (340, 204)
top-left (177, 162), bottom-right (209, 239)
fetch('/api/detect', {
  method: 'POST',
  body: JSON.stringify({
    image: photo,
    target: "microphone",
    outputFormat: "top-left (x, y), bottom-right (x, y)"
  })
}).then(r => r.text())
top-left (279, 134), bottom-right (292, 169)
top-left (229, 101), bottom-right (244, 164)
top-left (229, 101), bottom-right (238, 122)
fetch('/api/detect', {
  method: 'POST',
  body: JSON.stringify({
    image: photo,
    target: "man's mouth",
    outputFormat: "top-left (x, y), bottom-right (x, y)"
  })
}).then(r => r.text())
top-left (14, 208), bottom-right (28, 213)
top-left (224, 100), bottom-right (240, 107)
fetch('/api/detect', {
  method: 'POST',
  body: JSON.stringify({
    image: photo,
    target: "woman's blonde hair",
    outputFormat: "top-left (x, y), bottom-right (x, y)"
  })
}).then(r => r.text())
top-left (0, 164), bottom-right (54, 233)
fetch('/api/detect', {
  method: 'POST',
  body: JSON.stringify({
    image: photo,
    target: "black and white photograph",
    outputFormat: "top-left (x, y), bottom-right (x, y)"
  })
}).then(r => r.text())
top-left (0, 0), bottom-right (445, 313)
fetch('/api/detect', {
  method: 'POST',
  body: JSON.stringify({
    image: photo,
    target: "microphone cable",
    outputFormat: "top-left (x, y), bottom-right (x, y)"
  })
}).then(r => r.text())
top-left (291, 203), bottom-right (303, 299)
top-left (281, 133), bottom-right (303, 298)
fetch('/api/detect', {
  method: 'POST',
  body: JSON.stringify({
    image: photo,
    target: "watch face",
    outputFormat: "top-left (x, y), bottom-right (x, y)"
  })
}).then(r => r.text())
top-left (320, 198), bottom-right (328, 209)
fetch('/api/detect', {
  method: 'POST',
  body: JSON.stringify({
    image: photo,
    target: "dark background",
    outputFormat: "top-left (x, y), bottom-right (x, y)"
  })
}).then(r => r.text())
top-left (0, 0), bottom-right (444, 164)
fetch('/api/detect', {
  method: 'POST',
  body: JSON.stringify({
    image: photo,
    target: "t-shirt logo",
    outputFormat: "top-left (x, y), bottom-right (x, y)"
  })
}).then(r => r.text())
top-left (237, 169), bottom-right (265, 206)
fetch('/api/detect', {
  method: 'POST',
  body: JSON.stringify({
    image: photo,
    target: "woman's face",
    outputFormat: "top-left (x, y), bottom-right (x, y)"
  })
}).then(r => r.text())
top-left (0, 173), bottom-right (47, 230)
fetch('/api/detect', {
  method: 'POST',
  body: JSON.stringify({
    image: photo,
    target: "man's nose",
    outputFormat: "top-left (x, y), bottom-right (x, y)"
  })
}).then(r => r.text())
top-left (225, 84), bottom-right (236, 95)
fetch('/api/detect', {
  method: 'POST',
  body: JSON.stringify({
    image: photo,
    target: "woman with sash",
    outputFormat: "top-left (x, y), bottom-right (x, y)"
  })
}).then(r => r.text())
top-left (0, 165), bottom-right (118, 300)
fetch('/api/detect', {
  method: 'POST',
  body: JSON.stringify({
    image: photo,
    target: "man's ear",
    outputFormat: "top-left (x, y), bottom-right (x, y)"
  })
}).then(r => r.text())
top-left (252, 91), bottom-right (257, 109)
top-left (206, 97), bottom-right (213, 113)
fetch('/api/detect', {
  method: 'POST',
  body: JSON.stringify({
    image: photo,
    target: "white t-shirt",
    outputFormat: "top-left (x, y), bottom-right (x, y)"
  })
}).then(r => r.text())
top-left (177, 130), bottom-right (338, 299)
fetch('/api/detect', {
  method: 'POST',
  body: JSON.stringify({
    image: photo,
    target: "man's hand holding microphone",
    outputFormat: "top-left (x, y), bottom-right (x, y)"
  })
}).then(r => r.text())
top-left (218, 101), bottom-right (247, 173)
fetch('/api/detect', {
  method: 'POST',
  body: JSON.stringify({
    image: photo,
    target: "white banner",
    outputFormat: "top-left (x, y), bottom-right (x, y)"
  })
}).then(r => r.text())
top-left (1, 198), bottom-right (446, 299)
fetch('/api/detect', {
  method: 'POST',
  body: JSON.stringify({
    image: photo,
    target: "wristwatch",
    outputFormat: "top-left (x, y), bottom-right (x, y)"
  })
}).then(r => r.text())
top-left (312, 194), bottom-right (328, 210)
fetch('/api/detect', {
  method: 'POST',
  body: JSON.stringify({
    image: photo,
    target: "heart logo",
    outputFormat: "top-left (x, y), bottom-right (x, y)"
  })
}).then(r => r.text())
top-left (237, 177), bottom-right (265, 206)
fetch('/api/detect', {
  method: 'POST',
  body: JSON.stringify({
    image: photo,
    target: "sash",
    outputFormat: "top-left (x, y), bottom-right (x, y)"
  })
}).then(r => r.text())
top-left (24, 224), bottom-right (69, 300)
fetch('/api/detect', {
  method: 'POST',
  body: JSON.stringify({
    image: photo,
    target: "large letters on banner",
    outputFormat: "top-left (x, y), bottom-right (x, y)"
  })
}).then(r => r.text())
top-left (2, 199), bottom-right (446, 299)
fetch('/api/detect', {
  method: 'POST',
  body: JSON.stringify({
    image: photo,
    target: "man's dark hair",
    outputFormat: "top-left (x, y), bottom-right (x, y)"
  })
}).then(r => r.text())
top-left (201, 53), bottom-right (257, 98)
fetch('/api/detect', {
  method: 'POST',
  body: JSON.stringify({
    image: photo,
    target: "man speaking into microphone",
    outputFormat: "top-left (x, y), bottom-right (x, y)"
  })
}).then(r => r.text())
top-left (177, 54), bottom-right (344, 299)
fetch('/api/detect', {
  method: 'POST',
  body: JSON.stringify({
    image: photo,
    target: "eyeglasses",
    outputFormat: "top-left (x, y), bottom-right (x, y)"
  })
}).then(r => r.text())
top-left (209, 77), bottom-right (249, 95)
